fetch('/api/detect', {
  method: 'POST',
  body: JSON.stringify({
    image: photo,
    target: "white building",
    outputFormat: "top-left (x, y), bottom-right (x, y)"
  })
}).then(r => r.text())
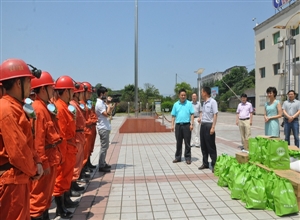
top-left (254, 0), bottom-right (300, 115)
top-left (201, 66), bottom-right (245, 85)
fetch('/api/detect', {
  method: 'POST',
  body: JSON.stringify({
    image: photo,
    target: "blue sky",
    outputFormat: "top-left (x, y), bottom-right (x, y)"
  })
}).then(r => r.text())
top-left (1, 0), bottom-right (279, 96)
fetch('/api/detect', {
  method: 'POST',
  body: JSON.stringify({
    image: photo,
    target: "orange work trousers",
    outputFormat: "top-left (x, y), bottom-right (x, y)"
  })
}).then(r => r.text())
top-left (53, 145), bottom-right (77, 196)
top-left (73, 141), bottom-right (84, 181)
top-left (30, 165), bottom-right (57, 217)
top-left (0, 183), bottom-right (30, 220)
top-left (82, 133), bottom-right (91, 167)
top-left (89, 126), bottom-right (97, 155)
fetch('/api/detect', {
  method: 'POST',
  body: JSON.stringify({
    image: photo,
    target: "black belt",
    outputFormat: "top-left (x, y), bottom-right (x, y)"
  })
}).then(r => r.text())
top-left (239, 118), bottom-right (250, 121)
top-left (76, 129), bottom-right (84, 132)
top-left (45, 139), bottom-right (62, 149)
top-left (0, 162), bottom-right (13, 171)
top-left (194, 116), bottom-right (198, 118)
top-left (176, 122), bottom-right (190, 125)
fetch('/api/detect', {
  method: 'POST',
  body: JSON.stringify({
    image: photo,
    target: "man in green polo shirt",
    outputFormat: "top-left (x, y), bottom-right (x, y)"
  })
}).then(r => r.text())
top-left (171, 88), bottom-right (194, 165)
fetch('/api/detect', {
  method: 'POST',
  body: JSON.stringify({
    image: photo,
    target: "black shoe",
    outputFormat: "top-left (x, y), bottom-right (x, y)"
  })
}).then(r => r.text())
top-left (71, 181), bottom-right (85, 191)
top-left (198, 164), bottom-right (209, 170)
top-left (54, 195), bottom-right (73, 219)
top-left (98, 167), bottom-right (111, 172)
top-left (87, 157), bottom-right (97, 169)
top-left (77, 178), bottom-right (88, 183)
top-left (64, 191), bottom-right (80, 207)
top-left (212, 167), bottom-right (215, 173)
top-left (105, 164), bottom-right (111, 168)
top-left (173, 159), bottom-right (181, 163)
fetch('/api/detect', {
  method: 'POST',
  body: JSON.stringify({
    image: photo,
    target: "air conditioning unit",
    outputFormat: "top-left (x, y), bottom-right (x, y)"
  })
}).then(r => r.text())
top-left (278, 69), bottom-right (285, 75)
top-left (277, 36), bottom-right (284, 42)
top-left (278, 42), bottom-right (284, 49)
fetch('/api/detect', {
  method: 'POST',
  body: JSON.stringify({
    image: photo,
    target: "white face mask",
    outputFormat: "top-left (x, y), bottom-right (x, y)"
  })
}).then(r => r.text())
top-left (68, 104), bottom-right (76, 115)
top-left (47, 103), bottom-right (58, 115)
top-left (23, 103), bottom-right (36, 119)
top-left (79, 103), bottom-right (85, 110)
top-left (86, 100), bottom-right (93, 109)
top-left (23, 98), bottom-right (36, 118)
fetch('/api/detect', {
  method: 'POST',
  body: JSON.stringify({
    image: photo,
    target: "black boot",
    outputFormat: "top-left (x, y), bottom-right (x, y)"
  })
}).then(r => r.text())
top-left (42, 209), bottom-right (50, 220)
top-left (64, 190), bottom-right (80, 208)
top-left (87, 157), bottom-right (96, 169)
top-left (54, 195), bottom-right (73, 219)
top-left (70, 189), bottom-right (81, 197)
top-left (71, 181), bottom-right (85, 191)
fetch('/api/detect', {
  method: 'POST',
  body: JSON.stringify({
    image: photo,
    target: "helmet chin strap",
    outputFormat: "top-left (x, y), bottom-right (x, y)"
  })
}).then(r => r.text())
top-left (20, 78), bottom-right (25, 101)
top-left (45, 86), bottom-right (52, 103)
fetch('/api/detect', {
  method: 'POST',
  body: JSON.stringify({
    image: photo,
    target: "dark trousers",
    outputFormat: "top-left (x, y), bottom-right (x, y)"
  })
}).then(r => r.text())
top-left (175, 123), bottom-right (191, 160)
top-left (200, 123), bottom-right (217, 167)
top-left (284, 118), bottom-right (299, 148)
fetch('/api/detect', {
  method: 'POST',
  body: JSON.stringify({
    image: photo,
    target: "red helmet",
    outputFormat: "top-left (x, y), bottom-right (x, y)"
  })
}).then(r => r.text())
top-left (82, 82), bottom-right (93, 92)
top-left (31, 71), bottom-right (55, 89)
top-left (74, 82), bottom-right (85, 93)
top-left (0, 58), bottom-right (40, 81)
top-left (54, 75), bottom-right (75, 89)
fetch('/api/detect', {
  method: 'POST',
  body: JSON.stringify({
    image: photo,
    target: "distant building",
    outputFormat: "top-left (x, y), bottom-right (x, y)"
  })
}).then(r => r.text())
top-left (201, 65), bottom-right (246, 85)
top-left (254, 0), bottom-right (300, 115)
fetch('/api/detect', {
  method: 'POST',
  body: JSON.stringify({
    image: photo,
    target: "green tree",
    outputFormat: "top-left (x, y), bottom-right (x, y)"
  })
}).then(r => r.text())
top-left (174, 82), bottom-right (193, 99)
top-left (122, 84), bottom-right (135, 102)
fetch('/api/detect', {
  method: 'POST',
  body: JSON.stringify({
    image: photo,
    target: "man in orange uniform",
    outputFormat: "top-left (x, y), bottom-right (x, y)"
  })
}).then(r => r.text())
top-left (29, 71), bottom-right (62, 220)
top-left (53, 76), bottom-right (78, 218)
top-left (0, 58), bottom-right (44, 220)
top-left (81, 82), bottom-right (97, 177)
top-left (0, 82), bottom-right (5, 98)
top-left (70, 82), bottom-right (86, 195)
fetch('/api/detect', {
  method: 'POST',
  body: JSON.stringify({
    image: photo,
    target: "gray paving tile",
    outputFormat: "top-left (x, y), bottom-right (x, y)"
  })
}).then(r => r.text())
top-left (153, 211), bottom-right (171, 219)
top-left (220, 213), bottom-right (241, 220)
top-left (169, 210), bottom-right (187, 218)
top-left (137, 212), bottom-right (154, 220)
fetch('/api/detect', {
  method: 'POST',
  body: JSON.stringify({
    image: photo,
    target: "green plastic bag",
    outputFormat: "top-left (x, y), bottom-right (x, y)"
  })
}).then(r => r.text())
top-left (227, 160), bottom-right (241, 190)
top-left (289, 150), bottom-right (300, 160)
top-left (260, 138), bottom-right (269, 166)
top-left (267, 140), bottom-right (290, 170)
top-left (217, 157), bottom-right (235, 187)
top-left (214, 154), bottom-right (230, 177)
top-left (264, 171), bottom-right (278, 211)
top-left (273, 178), bottom-right (299, 216)
top-left (245, 177), bottom-right (267, 209)
top-left (249, 137), bottom-right (259, 162)
top-left (231, 165), bottom-right (252, 200)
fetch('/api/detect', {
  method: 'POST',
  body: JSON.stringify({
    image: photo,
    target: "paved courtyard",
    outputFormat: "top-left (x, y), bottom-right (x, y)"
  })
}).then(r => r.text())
top-left (50, 112), bottom-right (299, 220)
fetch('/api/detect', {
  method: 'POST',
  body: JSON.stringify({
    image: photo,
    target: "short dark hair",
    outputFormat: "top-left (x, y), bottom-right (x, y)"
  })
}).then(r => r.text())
top-left (97, 86), bottom-right (107, 97)
top-left (178, 88), bottom-right (186, 94)
top-left (287, 90), bottom-right (296, 95)
top-left (202, 86), bottom-right (211, 96)
top-left (2, 78), bottom-right (18, 91)
top-left (266, 87), bottom-right (277, 97)
top-left (240, 93), bottom-right (247, 98)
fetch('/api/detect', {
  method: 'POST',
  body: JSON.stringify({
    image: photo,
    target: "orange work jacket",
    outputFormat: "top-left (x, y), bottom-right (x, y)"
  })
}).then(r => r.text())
top-left (32, 96), bottom-right (61, 169)
top-left (55, 98), bottom-right (76, 161)
top-left (70, 100), bottom-right (85, 144)
top-left (0, 95), bottom-right (40, 184)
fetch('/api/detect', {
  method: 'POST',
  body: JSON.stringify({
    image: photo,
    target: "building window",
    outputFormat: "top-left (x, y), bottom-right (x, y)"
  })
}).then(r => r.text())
top-left (260, 67), bottom-right (266, 78)
top-left (273, 31), bottom-right (280, 44)
top-left (259, 39), bottom-right (265, 50)
top-left (259, 95), bottom-right (267, 106)
top-left (293, 57), bottom-right (299, 63)
top-left (273, 63), bottom-right (280, 75)
top-left (291, 26), bottom-right (299, 36)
